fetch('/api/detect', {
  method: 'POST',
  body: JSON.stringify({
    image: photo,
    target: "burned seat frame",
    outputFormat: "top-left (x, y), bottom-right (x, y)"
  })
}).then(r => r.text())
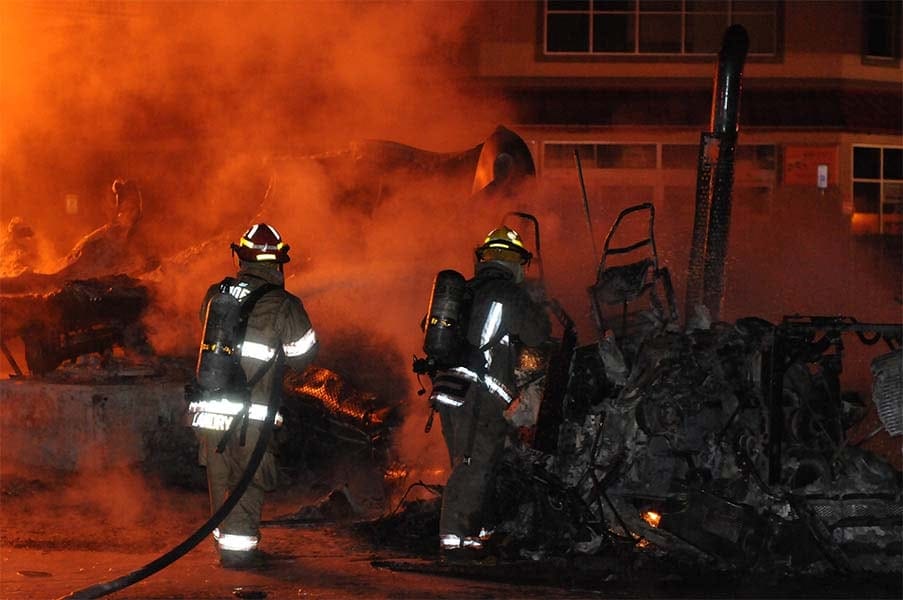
top-left (588, 203), bottom-right (677, 342)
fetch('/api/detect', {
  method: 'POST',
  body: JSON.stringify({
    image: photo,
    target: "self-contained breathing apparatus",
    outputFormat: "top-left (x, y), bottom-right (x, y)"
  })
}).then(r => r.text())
top-left (189, 277), bottom-right (279, 450)
top-left (415, 269), bottom-right (471, 375)
top-left (413, 269), bottom-right (476, 433)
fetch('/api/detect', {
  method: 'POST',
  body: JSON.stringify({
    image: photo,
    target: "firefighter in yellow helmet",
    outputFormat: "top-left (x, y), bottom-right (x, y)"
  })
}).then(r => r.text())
top-left (436, 225), bottom-right (550, 561)
top-left (189, 223), bottom-right (318, 570)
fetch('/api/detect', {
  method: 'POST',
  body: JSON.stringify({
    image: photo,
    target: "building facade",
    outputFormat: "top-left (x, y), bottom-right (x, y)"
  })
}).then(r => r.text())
top-left (466, 0), bottom-right (902, 235)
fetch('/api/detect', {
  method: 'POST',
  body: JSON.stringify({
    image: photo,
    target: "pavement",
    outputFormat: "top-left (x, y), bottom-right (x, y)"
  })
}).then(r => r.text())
top-left (2, 523), bottom-right (600, 600)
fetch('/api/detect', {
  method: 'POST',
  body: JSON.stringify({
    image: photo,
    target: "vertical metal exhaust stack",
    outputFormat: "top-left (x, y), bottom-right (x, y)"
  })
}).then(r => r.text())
top-left (684, 24), bottom-right (749, 324)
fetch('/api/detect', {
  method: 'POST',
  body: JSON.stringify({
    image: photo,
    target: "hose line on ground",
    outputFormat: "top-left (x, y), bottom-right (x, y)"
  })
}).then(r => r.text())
top-left (57, 397), bottom-right (279, 600)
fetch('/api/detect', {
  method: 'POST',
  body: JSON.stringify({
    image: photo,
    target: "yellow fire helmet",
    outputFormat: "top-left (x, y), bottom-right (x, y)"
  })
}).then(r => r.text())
top-left (475, 225), bottom-right (532, 265)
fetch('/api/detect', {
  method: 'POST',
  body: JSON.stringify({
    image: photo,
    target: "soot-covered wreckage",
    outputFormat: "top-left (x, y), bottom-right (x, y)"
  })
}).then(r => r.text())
top-left (370, 25), bottom-right (903, 581)
top-left (377, 208), bottom-right (902, 579)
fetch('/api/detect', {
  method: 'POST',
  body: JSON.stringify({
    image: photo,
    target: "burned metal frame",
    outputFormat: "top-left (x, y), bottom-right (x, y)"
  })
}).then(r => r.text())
top-left (587, 202), bottom-right (678, 342)
top-left (762, 315), bottom-right (902, 485)
top-left (1, 275), bottom-right (150, 376)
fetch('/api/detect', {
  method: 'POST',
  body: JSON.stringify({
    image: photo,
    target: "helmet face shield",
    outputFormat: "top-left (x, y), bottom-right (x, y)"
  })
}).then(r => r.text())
top-left (475, 226), bottom-right (532, 266)
top-left (231, 223), bottom-right (291, 263)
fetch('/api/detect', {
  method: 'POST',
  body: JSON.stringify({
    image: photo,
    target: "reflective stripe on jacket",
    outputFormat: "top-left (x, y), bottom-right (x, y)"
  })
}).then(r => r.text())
top-left (463, 261), bottom-right (550, 398)
top-left (188, 399), bottom-right (284, 431)
top-left (198, 262), bottom-right (318, 407)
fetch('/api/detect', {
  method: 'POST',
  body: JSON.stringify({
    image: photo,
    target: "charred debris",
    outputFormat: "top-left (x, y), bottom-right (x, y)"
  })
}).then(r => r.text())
top-left (363, 25), bottom-right (903, 583)
top-left (361, 198), bottom-right (902, 581)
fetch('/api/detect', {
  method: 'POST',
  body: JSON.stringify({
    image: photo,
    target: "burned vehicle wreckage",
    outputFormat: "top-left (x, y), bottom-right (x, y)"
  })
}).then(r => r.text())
top-left (371, 26), bottom-right (903, 582)
top-left (377, 204), bottom-right (903, 579)
top-left (436, 285), bottom-right (903, 575)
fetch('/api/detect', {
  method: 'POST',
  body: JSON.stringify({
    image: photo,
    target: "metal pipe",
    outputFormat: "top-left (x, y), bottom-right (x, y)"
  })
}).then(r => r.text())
top-left (702, 25), bottom-right (749, 320)
top-left (711, 24), bottom-right (749, 137)
top-left (574, 148), bottom-right (599, 264)
top-left (685, 24), bottom-right (749, 324)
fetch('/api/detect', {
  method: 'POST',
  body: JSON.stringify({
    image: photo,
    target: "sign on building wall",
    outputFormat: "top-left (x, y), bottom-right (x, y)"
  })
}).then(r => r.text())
top-left (783, 146), bottom-right (838, 186)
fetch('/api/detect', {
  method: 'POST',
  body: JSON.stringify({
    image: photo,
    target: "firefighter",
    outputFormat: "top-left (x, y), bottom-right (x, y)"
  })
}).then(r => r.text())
top-left (190, 223), bottom-right (318, 569)
top-left (436, 226), bottom-right (550, 561)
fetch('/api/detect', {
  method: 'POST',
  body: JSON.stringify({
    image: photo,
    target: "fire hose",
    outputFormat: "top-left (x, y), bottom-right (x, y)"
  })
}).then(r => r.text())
top-left (56, 391), bottom-right (280, 599)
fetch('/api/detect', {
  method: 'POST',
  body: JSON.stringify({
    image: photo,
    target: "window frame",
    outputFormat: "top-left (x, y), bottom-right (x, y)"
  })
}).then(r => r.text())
top-left (851, 144), bottom-right (903, 234)
top-left (542, 0), bottom-right (781, 59)
top-left (541, 140), bottom-right (777, 182)
top-left (861, 0), bottom-right (901, 65)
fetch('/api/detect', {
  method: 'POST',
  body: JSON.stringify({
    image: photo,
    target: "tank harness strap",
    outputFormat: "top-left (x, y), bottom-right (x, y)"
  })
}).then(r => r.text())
top-left (238, 346), bottom-right (284, 446)
top-left (215, 347), bottom-right (284, 452)
top-left (215, 402), bottom-right (249, 454)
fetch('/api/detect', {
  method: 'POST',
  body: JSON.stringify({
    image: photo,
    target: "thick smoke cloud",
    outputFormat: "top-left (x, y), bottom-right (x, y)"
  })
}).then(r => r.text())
top-left (1, 1), bottom-right (507, 247)
top-left (1, 1), bottom-right (516, 481)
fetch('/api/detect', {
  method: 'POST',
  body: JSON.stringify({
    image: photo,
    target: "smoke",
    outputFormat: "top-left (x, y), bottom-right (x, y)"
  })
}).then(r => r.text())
top-left (1, 1), bottom-right (517, 479)
top-left (0, 1), bottom-right (508, 252)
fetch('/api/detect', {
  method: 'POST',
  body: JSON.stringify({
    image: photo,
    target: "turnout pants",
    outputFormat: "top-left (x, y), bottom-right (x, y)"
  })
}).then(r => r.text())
top-left (197, 423), bottom-right (278, 554)
top-left (438, 388), bottom-right (509, 546)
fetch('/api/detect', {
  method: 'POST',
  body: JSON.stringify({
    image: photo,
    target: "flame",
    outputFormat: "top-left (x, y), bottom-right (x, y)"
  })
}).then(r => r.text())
top-left (850, 212), bottom-right (878, 235)
top-left (642, 510), bottom-right (661, 528)
top-left (383, 465), bottom-right (408, 482)
top-left (285, 367), bottom-right (387, 426)
top-left (517, 346), bottom-right (546, 372)
top-left (383, 465), bottom-right (446, 484)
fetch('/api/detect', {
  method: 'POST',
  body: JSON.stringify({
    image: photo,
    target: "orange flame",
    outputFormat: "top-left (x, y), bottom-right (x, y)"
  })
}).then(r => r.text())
top-left (642, 510), bottom-right (662, 528)
top-left (383, 465), bottom-right (408, 482)
top-left (285, 367), bottom-right (388, 426)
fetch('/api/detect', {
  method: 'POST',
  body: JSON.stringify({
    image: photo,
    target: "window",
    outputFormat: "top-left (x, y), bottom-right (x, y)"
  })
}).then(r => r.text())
top-left (863, 1), bottom-right (901, 60)
top-left (544, 141), bottom-right (776, 174)
top-left (853, 145), bottom-right (903, 234)
top-left (544, 143), bottom-right (657, 169)
top-left (662, 144), bottom-right (698, 169)
top-left (596, 144), bottom-right (657, 168)
top-left (544, 0), bottom-right (778, 56)
top-left (543, 142), bottom-right (597, 168)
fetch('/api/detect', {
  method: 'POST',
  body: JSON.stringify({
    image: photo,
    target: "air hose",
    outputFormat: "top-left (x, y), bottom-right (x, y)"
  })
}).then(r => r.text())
top-left (57, 399), bottom-right (279, 600)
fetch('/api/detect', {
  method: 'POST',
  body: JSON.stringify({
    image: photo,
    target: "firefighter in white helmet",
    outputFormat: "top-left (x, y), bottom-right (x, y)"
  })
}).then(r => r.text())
top-left (436, 225), bottom-right (550, 561)
top-left (189, 223), bottom-right (318, 569)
